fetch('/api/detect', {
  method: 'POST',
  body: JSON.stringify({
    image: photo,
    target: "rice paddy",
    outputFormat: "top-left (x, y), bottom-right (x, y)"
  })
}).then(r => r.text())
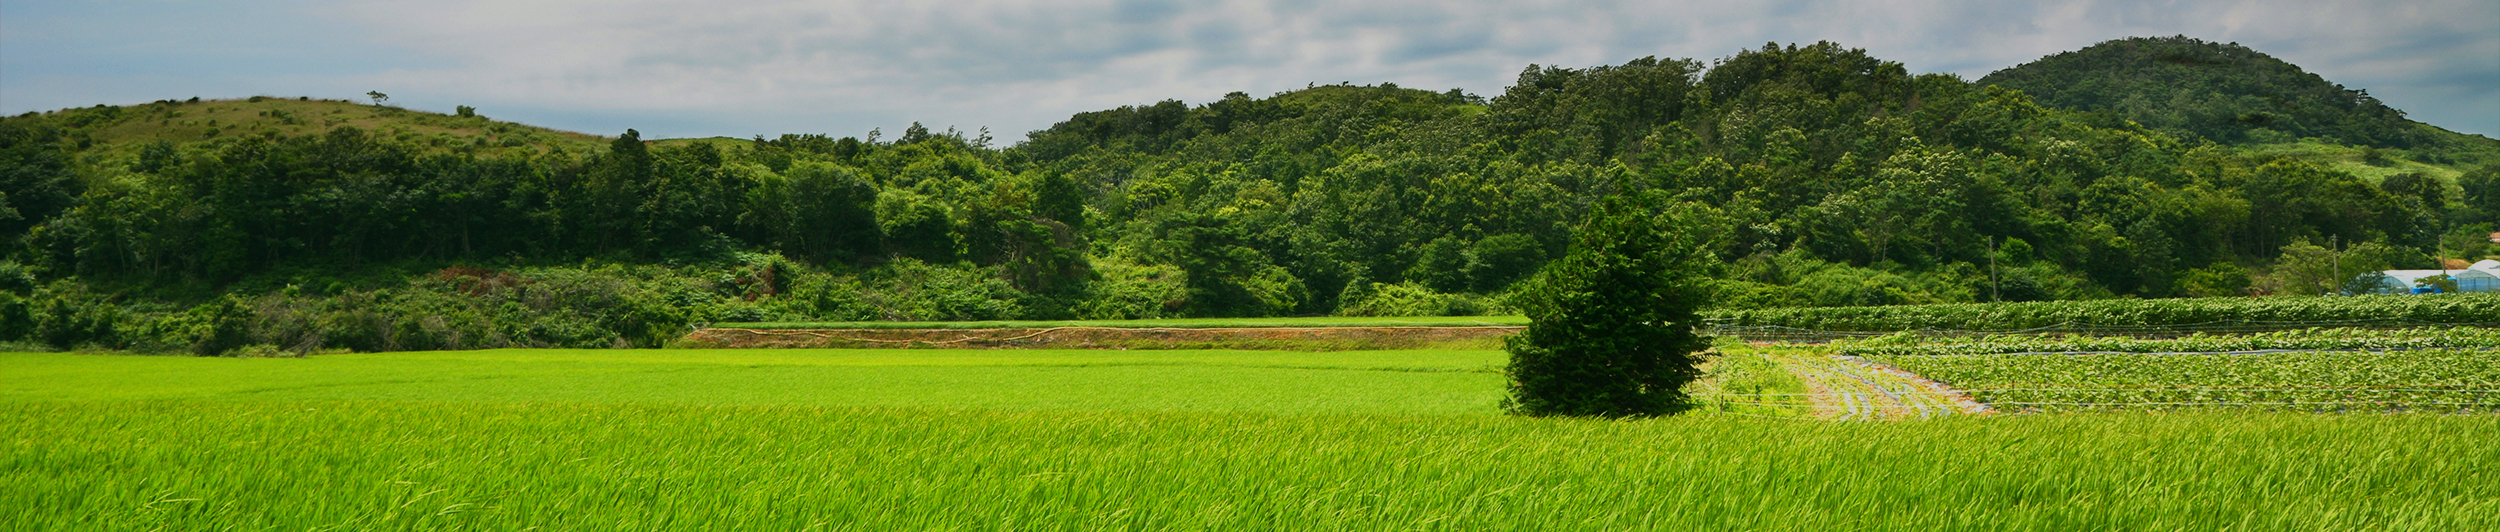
top-left (5, 345), bottom-right (2497, 530)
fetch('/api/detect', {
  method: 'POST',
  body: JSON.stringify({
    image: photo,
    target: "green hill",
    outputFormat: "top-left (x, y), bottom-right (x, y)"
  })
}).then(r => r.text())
top-left (1979, 36), bottom-right (2500, 183)
top-left (24, 96), bottom-right (611, 160)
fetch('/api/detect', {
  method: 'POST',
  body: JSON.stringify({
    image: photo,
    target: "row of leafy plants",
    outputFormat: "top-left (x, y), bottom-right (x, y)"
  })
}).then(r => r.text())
top-left (1706, 293), bottom-right (2500, 332)
top-left (1869, 349), bottom-right (2500, 413)
top-left (1837, 327), bottom-right (2500, 357)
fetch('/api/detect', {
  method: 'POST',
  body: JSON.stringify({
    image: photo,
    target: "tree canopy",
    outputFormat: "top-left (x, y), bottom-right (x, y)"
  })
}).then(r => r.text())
top-left (0, 39), bottom-right (2495, 343)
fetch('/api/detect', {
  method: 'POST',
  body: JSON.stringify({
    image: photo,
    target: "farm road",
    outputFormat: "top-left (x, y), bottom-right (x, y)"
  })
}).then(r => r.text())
top-left (1777, 353), bottom-right (1991, 420)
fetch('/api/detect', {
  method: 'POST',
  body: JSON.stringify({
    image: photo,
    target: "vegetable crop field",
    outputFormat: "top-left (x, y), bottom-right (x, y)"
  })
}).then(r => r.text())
top-left (1851, 328), bottom-right (2500, 413)
top-left (1838, 327), bottom-right (2500, 357)
top-left (1707, 293), bottom-right (2500, 333)
top-left (1871, 349), bottom-right (2500, 412)
top-left (7, 345), bottom-right (2500, 530)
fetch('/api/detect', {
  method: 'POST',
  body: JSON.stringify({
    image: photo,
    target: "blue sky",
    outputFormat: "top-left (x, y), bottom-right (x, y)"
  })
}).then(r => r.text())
top-left (5, 0), bottom-right (2494, 140)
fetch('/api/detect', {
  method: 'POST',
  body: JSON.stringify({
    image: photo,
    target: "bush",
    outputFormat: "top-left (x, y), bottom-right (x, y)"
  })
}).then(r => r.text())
top-left (1798, 266), bottom-right (1929, 307)
top-left (1707, 279), bottom-right (1809, 310)
top-left (1465, 234), bottom-right (1547, 292)
top-left (855, 258), bottom-right (1024, 321)
top-left (0, 292), bottom-right (35, 342)
top-left (0, 262), bottom-right (36, 295)
top-left (1075, 262), bottom-right (1187, 320)
top-left (184, 296), bottom-right (255, 356)
top-left (1504, 193), bottom-right (1715, 417)
top-left (32, 286), bottom-right (122, 350)
top-left (1335, 282), bottom-right (1488, 317)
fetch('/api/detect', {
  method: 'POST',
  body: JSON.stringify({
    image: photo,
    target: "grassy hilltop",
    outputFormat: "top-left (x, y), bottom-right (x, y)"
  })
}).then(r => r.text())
top-left (35, 95), bottom-right (754, 164)
top-left (1981, 35), bottom-right (2500, 184)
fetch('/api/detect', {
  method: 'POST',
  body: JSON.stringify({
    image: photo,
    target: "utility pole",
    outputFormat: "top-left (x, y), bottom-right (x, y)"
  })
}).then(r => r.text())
top-left (2329, 235), bottom-right (2340, 296)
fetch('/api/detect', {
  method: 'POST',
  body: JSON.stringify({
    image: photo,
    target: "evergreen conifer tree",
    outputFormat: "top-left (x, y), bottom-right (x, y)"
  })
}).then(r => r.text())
top-left (1504, 191), bottom-right (1715, 417)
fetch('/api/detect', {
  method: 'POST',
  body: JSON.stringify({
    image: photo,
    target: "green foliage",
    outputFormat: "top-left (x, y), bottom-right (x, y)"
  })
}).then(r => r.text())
top-left (1403, 236), bottom-right (1470, 293)
top-left (0, 292), bottom-right (33, 343)
top-left (4, 39), bottom-right (2496, 352)
top-left (1504, 193), bottom-right (1714, 417)
top-left (0, 118), bottom-right (84, 241)
top-left (2458, 165), bottom-right (2500, 225)
top-left (1334, 281), bottom-right (1489, 317)
top-left (1707, 292), bottom-right (2500, 332)
top-left (2175, 262), bottom-right (2254, 297)
top-left (1463, 234), bottom-right (1545, 292)
top-left (1979, 36), bottom-right (2430, 147)
top-left (2264, 238), bottom-right (2425, 296)
top-left (1070, 261), bottom-right (1187, 320)
top-left (1839, 327), bottom-right (2500, 357)
top-left (848, 258), bottom-right (1024, 321)
top-left (1872, 348), bottom-right (2500, 413)
top-left (179, 295), bottom-right (255, 356)
top-left (10, 349), bottom-right (2500, 529)
top-left (28, 283), bottom-right (124, 350)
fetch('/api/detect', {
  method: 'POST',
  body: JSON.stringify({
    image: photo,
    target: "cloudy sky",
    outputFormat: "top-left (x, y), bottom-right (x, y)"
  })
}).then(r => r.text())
top-left (6, 0), bottom-right (2495, 140)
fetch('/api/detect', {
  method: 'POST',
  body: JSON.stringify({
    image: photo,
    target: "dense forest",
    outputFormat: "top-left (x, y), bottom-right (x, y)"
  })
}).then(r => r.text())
top-left (3, 37), bottom-right (2497, 354)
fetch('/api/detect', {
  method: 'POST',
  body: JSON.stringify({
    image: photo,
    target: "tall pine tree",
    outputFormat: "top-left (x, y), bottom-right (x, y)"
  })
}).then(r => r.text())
top-left (1504, 190), bottom-right (1716, 417)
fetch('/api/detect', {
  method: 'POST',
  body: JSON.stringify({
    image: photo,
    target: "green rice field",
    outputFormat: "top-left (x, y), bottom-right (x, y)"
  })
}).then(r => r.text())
top-left (6, 347), bottom-right (2498, 530)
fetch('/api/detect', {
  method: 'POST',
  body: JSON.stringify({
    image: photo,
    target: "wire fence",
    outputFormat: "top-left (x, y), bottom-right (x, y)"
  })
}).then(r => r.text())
top-left (1701, 319), bottom-right (2500, 343)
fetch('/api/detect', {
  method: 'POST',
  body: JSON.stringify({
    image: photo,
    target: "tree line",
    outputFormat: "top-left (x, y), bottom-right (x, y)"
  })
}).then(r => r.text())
top-left (3, 40), bottom-right (2498, 354)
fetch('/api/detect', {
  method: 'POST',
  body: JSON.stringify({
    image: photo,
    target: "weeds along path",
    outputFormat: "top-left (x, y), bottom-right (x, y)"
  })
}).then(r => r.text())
top-left (1774, 352), bottom-right (1991, 420)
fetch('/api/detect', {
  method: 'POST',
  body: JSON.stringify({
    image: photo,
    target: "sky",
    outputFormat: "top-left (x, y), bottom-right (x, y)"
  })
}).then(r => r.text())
top-left (5, 0), bottom-right (2495, 141)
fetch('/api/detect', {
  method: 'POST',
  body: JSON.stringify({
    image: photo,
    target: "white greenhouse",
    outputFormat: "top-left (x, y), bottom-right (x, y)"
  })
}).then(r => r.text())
top-left (2358, 260), bottom-right (2500, 294)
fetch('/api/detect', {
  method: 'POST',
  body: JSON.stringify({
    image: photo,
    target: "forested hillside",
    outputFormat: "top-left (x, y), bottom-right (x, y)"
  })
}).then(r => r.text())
top-left (1982, 36), bottom-right (2428, 147)
top-left (1980, 36), bottom-right (2500, 179)
top-left (4, 39), bottom-right (2497, 354)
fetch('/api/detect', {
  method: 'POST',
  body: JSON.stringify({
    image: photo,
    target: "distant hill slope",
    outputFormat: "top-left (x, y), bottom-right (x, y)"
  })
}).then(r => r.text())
top-left (20, 96), bottom-right (621, 161)
top-left (1979, 36), bottom-right (2431, 147)
top-left (1981, 36), bottom-right (2500, 182)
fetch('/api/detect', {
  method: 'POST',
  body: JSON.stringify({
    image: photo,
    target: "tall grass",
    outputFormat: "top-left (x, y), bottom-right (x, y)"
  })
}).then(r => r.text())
top-left (5, 402), bottom-right (2493, 530)
top-left (0, 349), bottom-right (1510, 414)
top-left (5, 348), bottom-right (2495, 529)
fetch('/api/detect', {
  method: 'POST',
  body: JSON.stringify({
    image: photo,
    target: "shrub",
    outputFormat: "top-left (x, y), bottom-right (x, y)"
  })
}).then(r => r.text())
top-left (184, 296), bottom-right (255, 356)
top-left (0, 292), bottom-right (34, 342)
top-left (856, 258), bottom-right (1024, 321)
top-left (33, 287), bottom-right (122, 350)
top-left (1504, 193), bottom-right (1715, 417)
top-left (1335, 282), bottom-right (1487, 317)
top-left (1075, 262), bottom-right (1187, 320)
top-left (1465, 234), bottom-right (1547, 292)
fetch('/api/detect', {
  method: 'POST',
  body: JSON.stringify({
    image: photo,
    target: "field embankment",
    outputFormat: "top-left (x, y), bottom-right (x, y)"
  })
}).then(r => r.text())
top-left (683, 324), bottom-right (1521, 350)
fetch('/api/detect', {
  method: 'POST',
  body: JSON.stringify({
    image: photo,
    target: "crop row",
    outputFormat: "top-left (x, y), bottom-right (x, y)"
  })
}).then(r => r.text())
top-left (1838, 327), bottom-right (2500, 357)
top-left (1870, 350), bottom-right (2500, 412)
top-left (1704, 293), bottom-right (2500, 332)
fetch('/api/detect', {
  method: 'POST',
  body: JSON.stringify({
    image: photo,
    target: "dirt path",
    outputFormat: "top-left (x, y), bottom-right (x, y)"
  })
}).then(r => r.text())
top-left (1776, 353), bottom-right (1991, 420)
